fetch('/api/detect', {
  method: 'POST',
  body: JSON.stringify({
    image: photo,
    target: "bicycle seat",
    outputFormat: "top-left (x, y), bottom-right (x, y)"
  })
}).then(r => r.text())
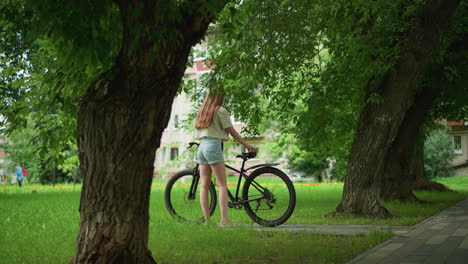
top-left (236, 152), bottom-right (257, 160)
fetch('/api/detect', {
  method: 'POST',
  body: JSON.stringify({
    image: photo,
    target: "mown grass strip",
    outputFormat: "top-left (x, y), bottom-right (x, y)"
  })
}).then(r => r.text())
top-left (0, 176), bottom-right (466, 263)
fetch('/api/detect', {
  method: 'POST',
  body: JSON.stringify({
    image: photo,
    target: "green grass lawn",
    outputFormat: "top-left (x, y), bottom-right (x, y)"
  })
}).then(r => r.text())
top-left (0, 176), bottom-right (467, 263)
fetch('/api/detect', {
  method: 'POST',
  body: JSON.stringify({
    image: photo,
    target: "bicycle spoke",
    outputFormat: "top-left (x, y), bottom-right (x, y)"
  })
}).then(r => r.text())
top-left (165, 171), bottom-right (216, 223)
top-left (254, 200), bottom-right (261, 215)
top-left (243, 167), bottom-right (295, 227)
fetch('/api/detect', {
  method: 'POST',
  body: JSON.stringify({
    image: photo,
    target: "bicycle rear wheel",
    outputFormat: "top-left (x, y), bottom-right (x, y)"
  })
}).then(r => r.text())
top-left (243, 167), bottom-right (296, 227)
top-left (164, 169), bottom-right (217, 222)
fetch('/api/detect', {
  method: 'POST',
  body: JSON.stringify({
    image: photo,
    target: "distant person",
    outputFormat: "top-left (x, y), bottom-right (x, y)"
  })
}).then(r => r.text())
top-left (13, 164), bottom-right (25, 187)
top-left (194, 89), bottom-right (256, 226)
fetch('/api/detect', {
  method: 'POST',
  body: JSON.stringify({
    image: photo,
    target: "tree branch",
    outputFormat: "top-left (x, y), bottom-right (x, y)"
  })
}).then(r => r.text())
top-left (181, 0), bottom-right (231, 40)
top-left (35, 85), bottom-right (65, 129)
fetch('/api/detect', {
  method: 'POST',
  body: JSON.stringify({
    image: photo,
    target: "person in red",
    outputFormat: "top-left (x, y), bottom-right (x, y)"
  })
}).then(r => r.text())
top-left (13, 164), bottom-right (25, 187)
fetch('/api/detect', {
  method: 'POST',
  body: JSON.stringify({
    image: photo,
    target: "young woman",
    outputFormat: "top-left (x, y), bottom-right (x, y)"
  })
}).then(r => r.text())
top-left (195, 90), bottom-right (256, 226)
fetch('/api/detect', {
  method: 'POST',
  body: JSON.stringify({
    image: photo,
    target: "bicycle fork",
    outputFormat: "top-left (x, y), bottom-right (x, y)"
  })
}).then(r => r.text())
top-left (188, 166), bottom-right (200, 200)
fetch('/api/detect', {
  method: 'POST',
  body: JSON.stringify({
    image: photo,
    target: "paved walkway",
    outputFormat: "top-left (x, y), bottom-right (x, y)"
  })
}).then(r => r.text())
top-left (249, 198), bottom-right (468, 263)
top-left (225, 198), bottom-right (468, 263)
top-left (252, 224), bottom-right (411, 235)
top-left (347, 198), bottom-right (468, 264)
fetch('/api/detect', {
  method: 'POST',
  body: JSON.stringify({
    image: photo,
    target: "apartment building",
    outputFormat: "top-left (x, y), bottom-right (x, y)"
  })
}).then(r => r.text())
top-left (447, 121), bottom-right (468, 175)
top-left (153, 92), bottom-right (261, 176)
top-left (153, 49), bottom-right (269, 177)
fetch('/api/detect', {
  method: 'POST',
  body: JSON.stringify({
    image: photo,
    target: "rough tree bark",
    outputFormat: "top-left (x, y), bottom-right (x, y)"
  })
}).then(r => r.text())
top-left (336, 0), bottom-right (460, 217)
top-left (72, 1), bottom-right (229, 263)
top-left (379, 87), bottom-right (439, 201)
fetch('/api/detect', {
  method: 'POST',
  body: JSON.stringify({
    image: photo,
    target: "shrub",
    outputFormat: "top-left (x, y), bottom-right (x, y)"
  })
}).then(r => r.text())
top-left (424, 130), bottom-right (455, 179)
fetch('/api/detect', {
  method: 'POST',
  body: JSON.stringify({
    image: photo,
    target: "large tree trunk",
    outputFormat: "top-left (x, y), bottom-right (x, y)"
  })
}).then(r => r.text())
top-left (412, 142), bottom-right (452, 192)
top-left (336, 0), bottom-right (460, 217)
top-left (72, 1), bottom-right (228, 263)
top-left (379, 87), bottom-right (438, 201)
top-left (380, 17), bottom-right (468, 200)
top-left (73, 66), bottom-right (183, 263)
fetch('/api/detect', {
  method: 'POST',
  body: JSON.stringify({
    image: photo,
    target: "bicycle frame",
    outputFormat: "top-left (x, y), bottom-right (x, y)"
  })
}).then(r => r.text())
top-left (166, 142), bottom-right (296, 226)
top-left (190, 157), bottom-right (280, 209)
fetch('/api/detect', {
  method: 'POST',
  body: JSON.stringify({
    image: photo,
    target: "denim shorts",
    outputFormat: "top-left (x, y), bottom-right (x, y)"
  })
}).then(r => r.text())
top-left (197, 137), bottom-right (225, 165)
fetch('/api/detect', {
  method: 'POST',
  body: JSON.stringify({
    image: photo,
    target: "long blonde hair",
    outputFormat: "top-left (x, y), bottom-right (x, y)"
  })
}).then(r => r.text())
top-left (195, 90), bottom-right (224, 129)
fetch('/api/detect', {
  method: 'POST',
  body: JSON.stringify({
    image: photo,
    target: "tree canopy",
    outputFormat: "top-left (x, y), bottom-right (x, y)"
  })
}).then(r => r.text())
top-left (195, 0), bottom-right (464, 216)
top-left (192, 0), bottom-right (467, 180)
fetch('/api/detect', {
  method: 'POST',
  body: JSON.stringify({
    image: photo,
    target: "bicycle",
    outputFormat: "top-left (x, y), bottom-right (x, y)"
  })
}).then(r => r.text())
top-left (164, 142), bottom-right (296, 227)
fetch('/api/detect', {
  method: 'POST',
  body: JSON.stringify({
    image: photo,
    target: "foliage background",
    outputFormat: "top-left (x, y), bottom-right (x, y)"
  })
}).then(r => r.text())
top-left (424, 129), bottom-right (455, 179)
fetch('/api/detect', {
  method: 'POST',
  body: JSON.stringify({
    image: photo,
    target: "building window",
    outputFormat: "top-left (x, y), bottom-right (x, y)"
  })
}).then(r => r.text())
top-left (160, 148), bottom-right (166, 162)
top-left (170, 148), bottom-right (179, 160)
top-left (454, 136), bottom-right (462, 154)
top-left (174, 115), bottom-right (179, 128)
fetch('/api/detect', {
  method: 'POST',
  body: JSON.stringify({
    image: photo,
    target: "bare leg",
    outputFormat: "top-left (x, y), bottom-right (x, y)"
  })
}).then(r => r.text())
top-left (210, 161), bottom-right (231, 225)
top-left (199, 164), bottom-right (212, 222)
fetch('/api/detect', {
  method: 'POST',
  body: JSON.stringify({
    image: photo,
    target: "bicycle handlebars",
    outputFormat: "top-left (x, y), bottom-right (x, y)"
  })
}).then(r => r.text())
top-left (187, 142), bottom-right (200, 149)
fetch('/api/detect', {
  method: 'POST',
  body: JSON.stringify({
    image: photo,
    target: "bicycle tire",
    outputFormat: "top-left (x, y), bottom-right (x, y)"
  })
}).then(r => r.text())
top-left (242, 167), bottom-right (296, 227)
top-left (164, 168), bottom-right (217, 223)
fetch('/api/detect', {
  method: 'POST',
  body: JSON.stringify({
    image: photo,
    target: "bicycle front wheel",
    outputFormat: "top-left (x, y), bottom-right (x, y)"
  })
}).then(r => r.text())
top-left (164, 169), bottom-right (217, 223)
top-left (243, 167), bottom-right (296, 227)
